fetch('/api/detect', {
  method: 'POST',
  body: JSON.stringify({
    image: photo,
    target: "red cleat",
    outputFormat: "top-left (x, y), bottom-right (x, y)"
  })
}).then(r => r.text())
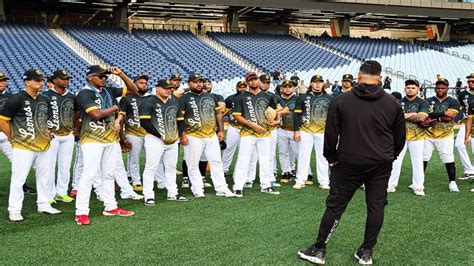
top-left (70, 189), bottom-right (77, 197)
top-left (103, 208), bottom-right (135, 217)
top-left (75, 215), bottom-right (91, 225)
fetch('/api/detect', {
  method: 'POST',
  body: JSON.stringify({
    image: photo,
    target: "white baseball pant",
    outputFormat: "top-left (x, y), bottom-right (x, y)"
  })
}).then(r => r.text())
top-left (222, 124), bottom-right (240, 173)
top-left (47, 134), bottom-right (74, 198)
top-left (0, 132), bottom-right (13, 161)
top-left (246, 147), bottom-right (259, 183)
top-left (183, 134), bottom-right (230, 196)
top-left (233, 136), bottom-right (273, 190)
top-left (75, 142), bottom-right (118, 215)
top-left (388, 140), bottom-right (425, 190)
top-left (295, 132), bottom-right (329, 186)
top-left (143, 134), bottom-right (179, 199)
top-left (71, 141), bottom-right (83, 190)
top-left (454, 123), bottom-right (474, 174)
top-left (8, 148), bottom-right (53, 213)
top-left (126, 134), bottom-right (145, 186)
top-left (423, 136), bottom-right (455, 163)
top-left (277, 128), bottom-right (299, 174)
top-left (270, 129), bottom-right (278, 178)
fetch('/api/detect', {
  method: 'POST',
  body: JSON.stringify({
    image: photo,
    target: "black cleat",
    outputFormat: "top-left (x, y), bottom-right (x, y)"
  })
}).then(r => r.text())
top-left (23, 184), bottom-right (37, 194)
top-left (298, 246), bottom-right (326, 264)
top-left (354, 248), bottom-right (373, 265)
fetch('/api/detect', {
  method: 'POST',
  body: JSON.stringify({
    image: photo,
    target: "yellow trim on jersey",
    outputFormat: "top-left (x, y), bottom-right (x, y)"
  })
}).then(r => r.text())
top-left (469, 115), bottom-right (474, 119)
top-left (121, 86), bottom-right (127, 97)
top-left (85, 106), bottom-right (99, 113)
top-left (0, 115), bottom-right (12, 121)
top-left (177, 117), bottom-right (184, 121)
top-left (294, 110), bottom-right (302, 113)
top-left (450, 109), bottom-right (459, 114)
top-left (232, 112), bottom-right (242, 115)
top-left (139, 115), bottom-right (151, 119)
top-left (119, 111), bottom-right (126, 115)
top-left (418, 112), bottom-right (428, 116)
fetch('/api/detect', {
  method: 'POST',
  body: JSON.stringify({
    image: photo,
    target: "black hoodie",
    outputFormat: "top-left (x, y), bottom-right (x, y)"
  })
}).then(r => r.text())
top-left (324, 83), bottom-right (406, 166)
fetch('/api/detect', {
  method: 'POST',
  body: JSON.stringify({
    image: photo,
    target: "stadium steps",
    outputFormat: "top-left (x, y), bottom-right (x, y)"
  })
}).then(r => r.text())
top-left (417, 42), bottom-right (474, 63)
top-left (50, 28), bottom-right (125, 86)
top-left (196, 33), bottom-right (262, 74)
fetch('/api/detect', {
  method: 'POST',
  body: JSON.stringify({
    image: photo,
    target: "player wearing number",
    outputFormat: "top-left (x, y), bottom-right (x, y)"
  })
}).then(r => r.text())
top-left (388, 79), bottom-right (428, 196)
top-left (139, 79), bottom-right (188, 205)
top-left (0, 69), bottom-right (61, 221)
top-left (456, 72), bottom-right (474, 180)
top-left (43, 70), bottom-right (77, 203)
top-left (179, 73), bottom-right (235, 198)
top-left (232, 73), bottom-right (281, 197)
top-left (74, 65), bottom-right (138, 225)
top-left (293, 75), bottom-right (333, 190)
top-left (119, 74), bottom-right (151, 192)
top-left (423, 78), bottom-right (461, 192)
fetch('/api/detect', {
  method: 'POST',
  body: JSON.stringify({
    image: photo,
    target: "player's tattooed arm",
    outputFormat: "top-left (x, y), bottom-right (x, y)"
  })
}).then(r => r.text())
top-left (277, 106), bottom-right (290, 116)
top-left (216, 110), bottom-right (225, 141)
top-left (406, 113), bottom-right (427, 123)
top-left (234, 114), bottom-right (265, 134)
top-left (465, 116), bottom-right (472, 146)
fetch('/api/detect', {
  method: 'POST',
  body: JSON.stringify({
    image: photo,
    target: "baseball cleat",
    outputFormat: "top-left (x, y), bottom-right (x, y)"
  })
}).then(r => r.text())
top-left (354, 248), bottom-right (373, 265)
top-left (298, 246), bottom-right (326, 264)
top-left (103, 208), bottom-right (134, 217)
top-left (75, 215), bottom-right (91, 225)
top-left (55, 194), bottom-right (74, 203)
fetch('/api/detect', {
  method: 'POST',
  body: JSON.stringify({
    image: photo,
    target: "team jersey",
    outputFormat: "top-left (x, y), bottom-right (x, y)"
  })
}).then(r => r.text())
top-left (0, 91), bottom-right (12, 113)
top-left (400, 96), bottom-right (429, 141)
top-left (75, 85), bottom-right (126, 144)
top-left (42, 89), bottom-right (77, 136)
top-left (139, 95), bottom-right (183, 144)
top-left (0, 91), bottom-right (50, 151)
top-left (457, 90), bottom-right (474, 122)
top-left (426, 96), bottom-right (460, 139)
top-left (294, 92), bottom-right (334, 134)
top-left (232, 90), bottom-right (277, 138)
top-left (225, 93), bottom-right (242, 129)
top-left (119, 93), bottom-right (149, 137)
top-left (178, 92), bottom-right (219, 138)
top-left (211, 92), bottom-right (225, 104)
top-left (264, 90), bottom-right (285, 131)
top-left (279, 94), bottom-right (298, 131)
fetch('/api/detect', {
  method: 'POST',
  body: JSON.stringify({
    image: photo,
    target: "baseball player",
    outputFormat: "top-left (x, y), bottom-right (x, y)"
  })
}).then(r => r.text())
top-left (74, 65), bottom-right (137, 225)
top-left (293, 74), bottom-right (333, 189)
top-left (455, 72), bottom-right (474, 180)
top-left (43, 69), bottom-right (77, 203)
top-left (277, 80), bottom-right (299, 183)
top-left (139, 79), bottom-right (188, 205)
top-left (388, 79), bottom-right (429, 196)
top-left (463, 73), bottom-right (474, 192)
top-left (119, 74), bottom-right (151, 192)
top-left (178, 73), bottom-right (235, 198)
top-left (0, 69), bottom-right (61, 221)
top-left (232, 73), bottom-right (281, 197)
top-left (423, 78), bottom-right (461, 192)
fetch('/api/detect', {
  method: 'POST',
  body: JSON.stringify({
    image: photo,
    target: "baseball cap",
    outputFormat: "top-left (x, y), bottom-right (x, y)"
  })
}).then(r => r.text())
top-left (51, 69), bottom-right (72, 80)
top-left (0, 72), bottom-right (10, 81)
top-left (342, 74), bottom-right (354, 82)
top-left (134, 74), bottom-right (150, 82)
top-left (405, 79), bottom-right (420, 87)
top-left (466, 73), bottom-right (474, 79)
top-left (203, 78), bottom-right (211, 83)
top-left (23, 69), bottom-right (45, 81)
top-left (155, 79), bottom-right (175, 89)
top-left (170, 74), bottom-right (182, 81)
top-left (236, 80), bottom-right (246, 87)
top-left (245, 73), bottom-right (258, 82)
top-left (188, 73), bottom-right (204, 82)
top-left (310, 74), bottom-right (324, 82)
top-left (86, 65), bottom-right (109, 76)
top-left (435, 78), bottom-right (449, 86)
top-left (259, 74), bottom-right (271, 83)
top-left (281, 80), bottom-right (294, 87)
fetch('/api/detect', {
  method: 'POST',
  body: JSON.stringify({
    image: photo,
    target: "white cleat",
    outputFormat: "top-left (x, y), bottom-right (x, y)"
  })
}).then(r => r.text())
top-left (194, 192), bottom-right (206, 198)
top-left (319, 184), bottom-right (330, 190)
top-left (414, 189), bottom-right (425, 196)
top-left (449, 181), bottom-right (460, 192)
top-left (292, 183), bottom-right (305, 189)
top-left (216, 189), bottom-right (237, 198)
top-left (122, 193), bottom-right (144, 200)
top-left (9, 212), bottom-right (24, 222)
top-left (38, 206), bottom-right (62, 215)
top-left (387, 187), bottom-right (396, 193)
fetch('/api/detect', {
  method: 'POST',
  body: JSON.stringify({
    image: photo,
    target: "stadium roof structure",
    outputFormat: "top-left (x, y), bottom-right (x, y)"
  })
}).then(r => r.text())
top-left (5, 0), bottom-right (474, 31)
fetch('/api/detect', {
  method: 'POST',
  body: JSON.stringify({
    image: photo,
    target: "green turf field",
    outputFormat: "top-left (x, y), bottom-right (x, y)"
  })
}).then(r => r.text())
top-left (0, 144), bottom-right (473, 265)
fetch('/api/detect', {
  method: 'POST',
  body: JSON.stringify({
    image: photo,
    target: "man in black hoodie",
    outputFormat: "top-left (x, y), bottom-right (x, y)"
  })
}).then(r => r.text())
top-left (298, 61), bottom-right (406, 265)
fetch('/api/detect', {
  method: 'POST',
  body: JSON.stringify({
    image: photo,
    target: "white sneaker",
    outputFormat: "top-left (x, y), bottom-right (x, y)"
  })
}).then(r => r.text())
top-left (387, 187), bottom-right (396, 193)
top-left (38, 206), bottom-right (62, 215)
top-left (9, 212), bottom-right (23, 222)
top-left (319, 184), bottom-right (330, 190)
top-left (271, 182), bottom-right (281, 187)
top-left (293, 183), bottom-right (305, 189)
top-left (449, 181), bottom-right (460, 192)
top-left (408, 184), bottom-right (414, 190)
top-left (176, 170), bottom-right (183, 175)
top-left (470, 188), bottom-right (474, 192)
top-left (216, 189), bottom-right (236, 198)
top-left (122, 193), bottom-right (144, 200)
top-left (203, 178), bottom-right (212, 188)
top-left (414, 189), bottom-right (425, 196)
top-left (194, 192), bottom-right (206, 198)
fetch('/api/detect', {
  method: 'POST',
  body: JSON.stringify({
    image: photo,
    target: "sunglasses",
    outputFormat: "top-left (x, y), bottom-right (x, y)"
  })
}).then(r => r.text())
top-left (95, 75), bottom-right (108, 80)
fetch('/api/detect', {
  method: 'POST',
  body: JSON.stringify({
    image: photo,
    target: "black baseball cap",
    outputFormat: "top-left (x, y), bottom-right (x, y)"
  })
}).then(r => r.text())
top-left (134, 74), bottom-right (150, 82)
top-left (203, 78), bottom-right (211, 83)
top-left (405, 79), bottom-right (420, 87)
top-left (259, 74), bottom-right (271, 83)
top-left (188, 73), bottom-right (204, 82)
top-left (342, 74), bottom-right (354, 82)
top-left (436, 78), bottom-right (449, 86)
top-left (51, 69), bottom-right (72, 80)
top-left (170, 74), bottom-right (182, 81)
top-left (155, 79), bottom-right (175, 89)
top-left (0, 72), bottom-right (10, 81)
top-left (86, 65), bottom-right (109, 76)
top-left (236, 80), bottom-right (246, 87)
top-left (245, 73), bottom-right (258, 82)
top-left (23, 69), bottom-right (45, 81)
top-left (466, 73), bottom-right (474, 79)
top-left (281, 80), bottom-right (294, 87)
top-left (311, 75), bottom-right (324, 82)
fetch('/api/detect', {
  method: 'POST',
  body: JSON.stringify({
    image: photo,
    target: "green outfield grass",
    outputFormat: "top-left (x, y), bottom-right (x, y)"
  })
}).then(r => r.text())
top-left (0, 143), bottom-right (473, 265)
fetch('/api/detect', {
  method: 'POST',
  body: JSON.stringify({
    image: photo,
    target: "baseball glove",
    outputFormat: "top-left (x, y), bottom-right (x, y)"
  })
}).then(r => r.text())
top-left (120, 140), bottom-right (132, 153)
top-left (265, 106), bottom-right (277, 122)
